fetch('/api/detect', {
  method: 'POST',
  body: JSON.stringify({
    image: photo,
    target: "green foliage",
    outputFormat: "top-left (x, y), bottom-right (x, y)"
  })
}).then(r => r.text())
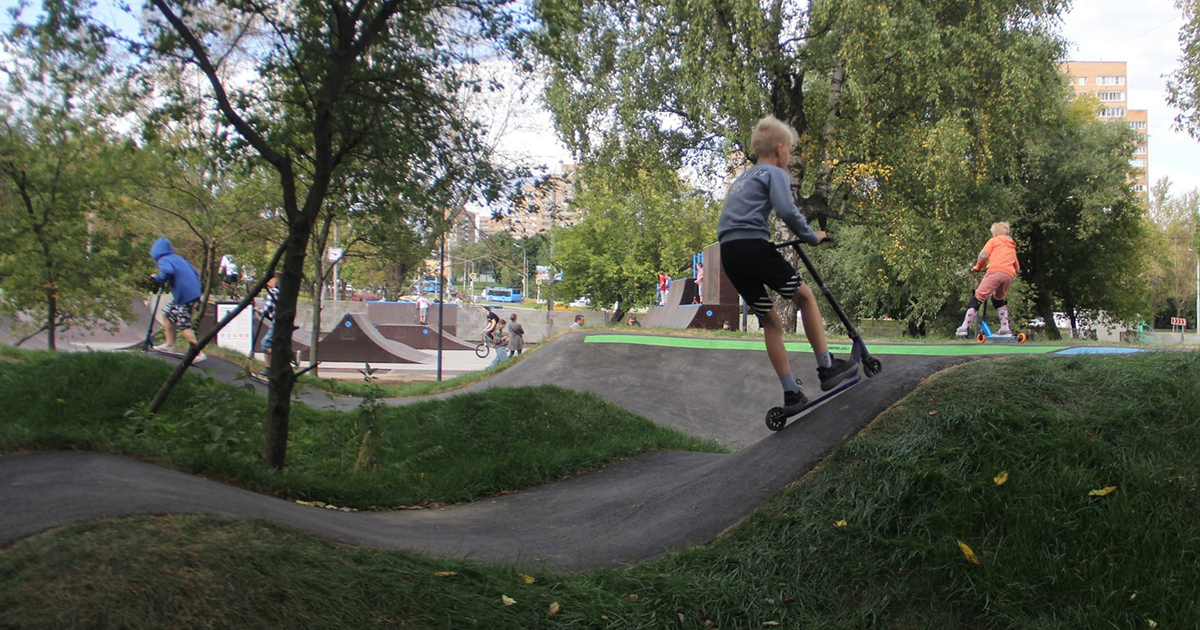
top-left (5, 353), bottom-right (1200, 627)
top-left (555, 152), bottom-right (718, 313)
top-left (1146, 177), bottom-right (1200, 324)
top-left (1169, 0), bottom-right (1200, 139)
top-left (0, 0), bottom-right (142, 347)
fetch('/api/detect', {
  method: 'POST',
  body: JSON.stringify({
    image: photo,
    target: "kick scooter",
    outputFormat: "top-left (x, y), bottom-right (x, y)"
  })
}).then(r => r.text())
top-left (764, 237), bottom-right (883, 431)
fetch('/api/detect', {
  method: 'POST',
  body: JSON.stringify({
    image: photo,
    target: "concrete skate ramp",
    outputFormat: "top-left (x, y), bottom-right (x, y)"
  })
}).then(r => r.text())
top-left (367, 301), bottom-right (457, 336)
top-left (642, 279), bottom-right (739, 331)
top-left (0, 335), bottom-right (965, 571)
top-left (309, 313), bottom-right (429, 364)
top-left (0, 297), bottom-right (154, 351)
top-left (375, 324), bottom-right (474, 351)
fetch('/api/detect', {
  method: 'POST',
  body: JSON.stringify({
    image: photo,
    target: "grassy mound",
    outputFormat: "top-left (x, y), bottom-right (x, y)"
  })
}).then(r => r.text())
top-left (2, 351), bottom-right (1198, 628)
top-left (0, 348), bottom-right (723, 508)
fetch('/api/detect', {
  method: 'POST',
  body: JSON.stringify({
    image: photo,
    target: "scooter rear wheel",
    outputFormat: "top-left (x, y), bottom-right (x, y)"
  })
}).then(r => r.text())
top-left (765, 407), bottom-right (788, 432)
top-left (1017, 333), bottom-right (1028, 344)
top-left (976, 333), bottom-right (987, 344)
top-left (863, 356), bottom-right (883, 377)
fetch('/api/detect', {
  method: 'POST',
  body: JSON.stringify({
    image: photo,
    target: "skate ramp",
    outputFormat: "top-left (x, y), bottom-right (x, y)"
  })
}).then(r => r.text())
top-left (641, 279), bottom-right (739, 331)
top-left (311, 313), bottom-right (429, 364)
top-left (367, 301), bottom-right (458, 336)
top-left (374, 324), bottom-right (474, 351)
top-left (0, 297), bottom-right (154, 351)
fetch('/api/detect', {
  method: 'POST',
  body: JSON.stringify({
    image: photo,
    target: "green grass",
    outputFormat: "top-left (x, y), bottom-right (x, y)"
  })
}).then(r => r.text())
top-left (0, 349), bottom-right (723, 508)
top-left (3, 351), bottom-right (1200, 628)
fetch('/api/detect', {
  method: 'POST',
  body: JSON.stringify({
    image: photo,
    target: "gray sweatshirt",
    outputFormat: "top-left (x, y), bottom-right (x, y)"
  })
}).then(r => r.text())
top-left (717, 163), bottom-right (818, 245)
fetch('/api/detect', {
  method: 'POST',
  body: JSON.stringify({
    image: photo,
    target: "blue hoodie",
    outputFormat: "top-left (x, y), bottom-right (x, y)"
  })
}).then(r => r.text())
top-left (150, 238), bottom-right (202, 304)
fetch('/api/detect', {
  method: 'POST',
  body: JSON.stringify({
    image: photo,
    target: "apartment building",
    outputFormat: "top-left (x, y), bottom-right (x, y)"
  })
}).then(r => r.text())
top-left (1062, 61), bottom-right (1150, 202)
top-left (474, 165), bottom-right (578, 239)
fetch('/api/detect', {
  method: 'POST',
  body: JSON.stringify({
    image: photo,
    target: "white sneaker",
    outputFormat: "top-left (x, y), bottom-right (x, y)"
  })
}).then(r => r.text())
top-left (152, 344), bottom-right (175, 353)
top-left (192, 351), bottom-right (207, 363)
top-left (997, 327), bottom-right (1012, 336)
top-left (954, 326), bottom-right (968, 338)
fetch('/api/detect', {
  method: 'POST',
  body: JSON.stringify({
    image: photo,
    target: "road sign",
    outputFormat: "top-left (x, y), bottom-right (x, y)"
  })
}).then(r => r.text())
top-left (1171, 317), bottom-right (1187, 327)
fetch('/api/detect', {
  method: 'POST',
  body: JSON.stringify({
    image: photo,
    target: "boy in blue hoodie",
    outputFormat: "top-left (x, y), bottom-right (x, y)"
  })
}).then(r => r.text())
top-left (149, 237), bottom-right (205, 362)
top-left (717, 116), bottom-right (857, 412)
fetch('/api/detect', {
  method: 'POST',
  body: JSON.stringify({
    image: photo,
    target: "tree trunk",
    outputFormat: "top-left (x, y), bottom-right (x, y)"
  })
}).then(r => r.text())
top-left (1036, 293), bottom-right (1062, 341)
top-left (263, 219), bottom-right (315, 469)
top-left (45, 286), bottom-right (57, 351)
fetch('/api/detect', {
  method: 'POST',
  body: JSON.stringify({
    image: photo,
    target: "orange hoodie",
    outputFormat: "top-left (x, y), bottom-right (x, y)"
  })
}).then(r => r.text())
top-left (974, 236), bottom-right (1019, 277)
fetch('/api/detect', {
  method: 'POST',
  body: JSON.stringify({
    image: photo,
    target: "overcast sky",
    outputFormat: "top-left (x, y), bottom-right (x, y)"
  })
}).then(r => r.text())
top-left (1057, 0), bottom-right (1200, 196)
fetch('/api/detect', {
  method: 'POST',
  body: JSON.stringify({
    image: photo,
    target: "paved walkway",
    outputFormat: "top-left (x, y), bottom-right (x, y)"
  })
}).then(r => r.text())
top-left (3, 333), bottom-right (980, 571)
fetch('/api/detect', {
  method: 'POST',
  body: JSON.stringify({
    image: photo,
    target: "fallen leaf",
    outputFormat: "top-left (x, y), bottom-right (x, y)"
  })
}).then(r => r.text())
top-left (501, 595), bottom-right (516, 606)
top-left (1130, 591), bottom-right (1139, 601)
top-left (518, 572), bottom-right (535, 584)
top-left (765, 598), bottom-right (776, 605)
top-left (1089, 486), bottom-right (1118, 497)
top-left (295, 500), bottom-right (325, 507)
top-left (678, 613), bottom-right (686, 623)
top-left (763, 623), bottom-right (781, 627)
top-left (627, 594), bottom-right (639, 602)
top-left (548, 602), bottom-right (560, 616)
top-left (957, 540), bottom-right (980, 565)
top-left (928, 410), bottom-right (938, 415)
top-left (433, 571), bottom-right (457, 578)
top-left (56, 398), bottom-right (66, 404)
top-left (994, 471), bottom-right (1009, 486)
top-left (832, 519), bottom-right (847, 529)
top-left (1148, 620), bottom-right (1158, 628)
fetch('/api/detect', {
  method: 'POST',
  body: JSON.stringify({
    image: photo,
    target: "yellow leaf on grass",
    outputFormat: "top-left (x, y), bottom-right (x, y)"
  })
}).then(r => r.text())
top-left (433, 571), bottom-right (457, 578)
top-left (957, 540), bottom-right (980, 565)
top-left (994, 471), bottom-right (1009, 486)
top-left (548, 602), bottom-right (560, 616)
top-left (1089, 486), bottom-right (1117, 497)
top-left (518, 572), bottom-right (535, 584)
top-left (501, 595), bottom-right (517, 606)
top-left (1148, 620), bottom-right (1158, 628)
top-left (833, 519), bottom-right (847, 529)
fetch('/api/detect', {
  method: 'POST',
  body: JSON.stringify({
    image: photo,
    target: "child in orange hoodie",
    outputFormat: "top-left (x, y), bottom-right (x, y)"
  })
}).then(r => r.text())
top-left (956, 222), bottom-right (1020, 337)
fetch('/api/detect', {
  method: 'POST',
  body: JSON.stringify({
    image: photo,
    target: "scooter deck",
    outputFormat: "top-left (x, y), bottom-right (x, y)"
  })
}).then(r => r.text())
top-left (765, 371), bottom-right (862, 431)
top-left (149, 347), bottom-right (207, 363)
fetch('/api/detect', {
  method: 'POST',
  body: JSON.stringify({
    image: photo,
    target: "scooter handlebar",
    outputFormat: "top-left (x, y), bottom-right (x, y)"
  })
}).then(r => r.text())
top-left (775, 235), bottom-right (835, 249)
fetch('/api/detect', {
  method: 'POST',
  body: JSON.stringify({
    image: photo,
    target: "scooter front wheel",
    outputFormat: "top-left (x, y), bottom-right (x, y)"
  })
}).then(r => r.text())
top-left (1017, 333), bottom-right (1028, 344)
top-left (977, 333), bottom-right (987, 344)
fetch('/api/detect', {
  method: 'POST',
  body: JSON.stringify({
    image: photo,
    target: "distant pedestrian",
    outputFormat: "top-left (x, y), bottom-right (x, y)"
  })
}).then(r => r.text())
top-left (490, 318), bottom-right (509, 366)
top-left (417, 294), bottom-right (431, 325)
top-left (657, 272), bottom-right (668, 305)
top-left (256, 273), bottom-right (280, 377)
top-left (626, 315), bottom-right (641, 327)
top-left (695, 262), bottom-right (705, 303)
top-left (149, 237), bottom-right (206, 362)
top-left (571, 314), bottom-right (585, 328)
top-left (507, 313), bottom-right (525, 355)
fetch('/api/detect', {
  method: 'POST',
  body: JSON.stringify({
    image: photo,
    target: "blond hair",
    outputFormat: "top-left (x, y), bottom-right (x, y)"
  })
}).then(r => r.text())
top-left (991, 222), bottom-right (1011, 237)
top-left (750, 116), bottom-right (797, 160)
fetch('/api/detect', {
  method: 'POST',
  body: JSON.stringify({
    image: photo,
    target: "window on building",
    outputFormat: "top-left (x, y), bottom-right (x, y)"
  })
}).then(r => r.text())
top-left (1098, 91), bottom-right (1125, 101)
top-left (1129, 121), bottom-right (1148, 130)
top-left (1133, 184), bottom-right (1148, 192)
top-left (1078, 77), bottom-right (1087, 86)
top-left (1099, 107), bottom-right (1126, 118)
top-left (1133, 145), bottom-right (1147, 155)
top-left (1130, 158), bottom-right (1147, 168)
top-left (1098, 76), bottom-right (1125, 86)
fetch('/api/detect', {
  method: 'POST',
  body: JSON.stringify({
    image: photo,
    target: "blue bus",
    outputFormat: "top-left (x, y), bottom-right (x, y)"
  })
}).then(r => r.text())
top-left (483, 287), bottom-right (522, 303)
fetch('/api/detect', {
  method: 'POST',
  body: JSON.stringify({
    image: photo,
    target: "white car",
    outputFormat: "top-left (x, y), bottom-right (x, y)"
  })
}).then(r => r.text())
top-left (569, 297), bottom-right (592, 308)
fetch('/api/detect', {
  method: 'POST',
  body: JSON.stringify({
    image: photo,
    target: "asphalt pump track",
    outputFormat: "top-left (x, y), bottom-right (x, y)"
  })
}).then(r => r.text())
top-left (2, 333), bottom-right (988, 571)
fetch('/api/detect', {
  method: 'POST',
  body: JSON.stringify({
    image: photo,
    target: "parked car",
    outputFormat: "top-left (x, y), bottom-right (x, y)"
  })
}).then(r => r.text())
top-left (569, 296), bottom-right (592, 308)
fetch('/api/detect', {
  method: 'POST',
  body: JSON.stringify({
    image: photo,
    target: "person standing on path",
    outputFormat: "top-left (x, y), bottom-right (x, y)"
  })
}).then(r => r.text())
top-left (507, 313), bottom-right (525, 356)
top-left (955, 222), bottom-right (1020, 337)
top-left (417, 294), bottom-right (431, 325)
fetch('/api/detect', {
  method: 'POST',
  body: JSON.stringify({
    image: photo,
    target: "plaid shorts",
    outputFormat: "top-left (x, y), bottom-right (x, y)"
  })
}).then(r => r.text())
top-left (165, 300), bottom-right (197, 329)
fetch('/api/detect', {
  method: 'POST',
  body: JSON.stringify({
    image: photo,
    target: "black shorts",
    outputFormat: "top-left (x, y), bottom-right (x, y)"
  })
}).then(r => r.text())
top-left (719, 239), bottom-right (804, 317)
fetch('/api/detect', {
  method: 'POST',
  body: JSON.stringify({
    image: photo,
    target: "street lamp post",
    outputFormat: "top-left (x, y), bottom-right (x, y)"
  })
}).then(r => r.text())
top-left (516, 243), bottom-right (527, 303)
top-left (1191, 248), bottom-right (1199, 335)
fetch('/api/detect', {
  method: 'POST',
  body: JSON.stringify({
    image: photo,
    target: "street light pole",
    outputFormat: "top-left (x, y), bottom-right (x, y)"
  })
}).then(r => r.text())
top-left (516, 243), bottom-right (527, 303)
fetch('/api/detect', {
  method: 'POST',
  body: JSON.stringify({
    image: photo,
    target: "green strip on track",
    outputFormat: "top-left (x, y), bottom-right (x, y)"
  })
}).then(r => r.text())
top-left (583, 334), bottom-right (1066, 356)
